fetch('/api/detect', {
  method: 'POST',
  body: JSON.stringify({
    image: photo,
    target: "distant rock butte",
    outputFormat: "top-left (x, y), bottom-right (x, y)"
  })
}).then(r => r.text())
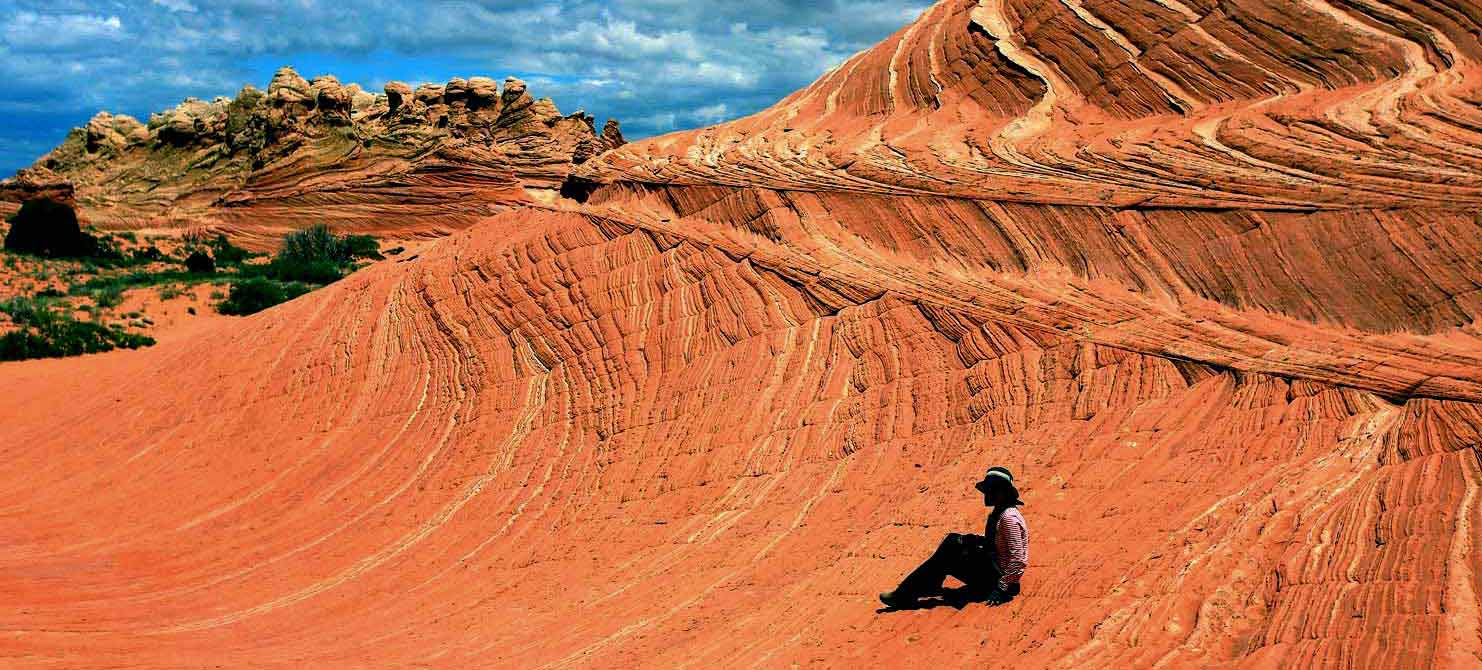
top-left (2, 2), bottom-right (1481, 670)
top-left (2, 67), bottom-right (624, 247)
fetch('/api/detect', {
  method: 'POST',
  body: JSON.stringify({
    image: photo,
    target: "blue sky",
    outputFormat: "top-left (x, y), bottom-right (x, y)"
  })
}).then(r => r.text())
top-left (0, 0), bottom-right (930, 178)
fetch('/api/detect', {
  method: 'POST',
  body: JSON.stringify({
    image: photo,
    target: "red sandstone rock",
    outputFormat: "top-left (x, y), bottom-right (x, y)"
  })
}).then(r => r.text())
top-left (581, 0), bottom-right (1482, 210)
top-left (10, 67), bottom-right (624, 248)
top-left (0, 166), bottom-right (74, 207)
top-left (1, 2), bottom-right (1480, 669)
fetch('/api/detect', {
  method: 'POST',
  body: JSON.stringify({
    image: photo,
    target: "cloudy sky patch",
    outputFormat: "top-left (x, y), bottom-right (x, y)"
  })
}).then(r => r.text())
top-left (0, 0), bottom-right (931, 177)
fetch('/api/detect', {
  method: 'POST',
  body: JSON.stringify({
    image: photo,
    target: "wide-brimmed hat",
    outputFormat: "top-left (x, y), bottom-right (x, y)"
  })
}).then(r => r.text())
top-left (974, 466), bottom-right (1020, 501)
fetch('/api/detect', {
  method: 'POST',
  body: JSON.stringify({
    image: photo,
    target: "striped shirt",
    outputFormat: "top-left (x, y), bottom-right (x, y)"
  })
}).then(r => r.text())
top-left (989, 506), bottom-right (1028, 591)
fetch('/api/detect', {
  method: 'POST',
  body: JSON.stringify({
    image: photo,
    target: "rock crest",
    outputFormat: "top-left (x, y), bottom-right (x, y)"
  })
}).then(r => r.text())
top-left (13, 66), bottom-right (626, 237)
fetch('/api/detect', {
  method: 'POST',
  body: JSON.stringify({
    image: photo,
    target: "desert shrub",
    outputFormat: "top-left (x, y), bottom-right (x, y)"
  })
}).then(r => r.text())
top-left (92, 284), bottom-right (124, 309)
top-left (207, 234), bottom-right (252, 266)
top-left (0, 297), bottom-right (153, 361)
top-left (184, 250), bottom-right (216, 273)
top-left (129, 245), bottom-right (167, 264)
top-left (70, 270), bottom-right (224, 296)
top-left (217, 278), bottom-right (311, 316)
top-left (181, 228), bottom-right (211, 246)
top-left (253, 224), bottom-right (391, 283)
top-left (344, 234), bottom-right (383, 260)
top-left (69, 276), bottom-right (146, 310)
top-left (259, 225), bottom-right (348, 282)
top-left (280, 224), bottom-right (349, 265)
top-left (238, 256), bottom-right (342, 283)
top-left (384, 246), bottom-right (405, 256)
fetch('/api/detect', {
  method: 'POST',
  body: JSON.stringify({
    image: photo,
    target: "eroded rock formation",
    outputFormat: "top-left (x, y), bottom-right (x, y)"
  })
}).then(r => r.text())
top-left (1, 1), bottom-right (1480, 668)
top-left (0, 166), bottom-right (74, 218)
top-left (5, 67), bottom-right (624, 246)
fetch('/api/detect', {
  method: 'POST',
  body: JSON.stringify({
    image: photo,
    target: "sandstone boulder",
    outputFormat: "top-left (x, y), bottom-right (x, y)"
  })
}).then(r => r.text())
top-left (224, 86), bottom-right (268, 153)
top-left (0, 166), bottom-right (75, 206)
top-left (83, 112), bottom-right (145, 153)
top-left (413, 83), bottom-right (445, 108)
top-left (346, 85), bottom-right (377, 114)
top-left (466, 76), bottom-right (500, 111)
top-left (268, 67), bottom-right (313, 112)
top-left (501, 77), bottom-right (530, 110)
top-left (602, 119), bottom-right (626, 149)
top-left (443, 78), bottom-right (470, 106)
top-left (384, 81), bottom-right (413, 114)
top-left (149, 97), bottom-right (227, 145)
top-left (311, 75), bottom-right (353, 123)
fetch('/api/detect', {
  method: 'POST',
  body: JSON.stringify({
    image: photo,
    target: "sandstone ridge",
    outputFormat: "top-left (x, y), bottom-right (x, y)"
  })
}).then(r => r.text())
top-left (581, 0), bottom-right (1482, 210)
top-left (6, 67), bottom-right (624, 245)
top-left (1, 2), bottom-right (1480, 669)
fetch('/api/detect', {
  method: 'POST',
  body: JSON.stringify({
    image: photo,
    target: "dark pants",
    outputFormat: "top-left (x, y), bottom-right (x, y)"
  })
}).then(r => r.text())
top-left (894, 533), bottom-right (1015, 599)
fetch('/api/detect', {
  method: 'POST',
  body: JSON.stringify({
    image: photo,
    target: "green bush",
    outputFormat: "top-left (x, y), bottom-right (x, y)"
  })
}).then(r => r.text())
top-left (184, 250), bottom-right (216, 273)
top-left (217, 278), bottom-right (311, 316)
top-left (235, 256), bottom-right (343, 283)
top-left (93, 284), bottom-right (125, 309)
top-left (280, 224), bottom-right (350, 265)
top-left (207, 234), bottom-right (252, 266)
top-left (269, 257), bottom-right (343, 283)
top-left (251, 224), bottom-right (389, 283)
top-left (0, 297), bottom-right (154, 361)
top-left (130, 246), bottom-right (167, 264)
top-left (344, 234), bottom-right (383, 260)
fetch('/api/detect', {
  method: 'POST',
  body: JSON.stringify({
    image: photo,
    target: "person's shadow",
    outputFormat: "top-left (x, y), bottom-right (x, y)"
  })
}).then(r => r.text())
top-left (875, 586), bottom-right (988, 613)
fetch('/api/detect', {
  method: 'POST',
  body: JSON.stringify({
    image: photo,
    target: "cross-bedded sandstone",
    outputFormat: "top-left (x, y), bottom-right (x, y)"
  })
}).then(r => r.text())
top-left (1, 2), bottom-right (1479, 668)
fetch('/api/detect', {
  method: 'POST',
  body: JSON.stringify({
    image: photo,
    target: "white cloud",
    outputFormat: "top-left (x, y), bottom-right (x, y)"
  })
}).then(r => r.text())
top-left (152, 0), bottom-right (198, 13)
top-left (3, 11), bottom-right (124, 49)
top-left (693, 103), bottom-right (730, 125)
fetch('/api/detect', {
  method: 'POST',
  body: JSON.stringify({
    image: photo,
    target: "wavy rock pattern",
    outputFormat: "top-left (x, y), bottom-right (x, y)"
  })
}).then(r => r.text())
top-left (584, 0), bottom-right (1482, 209)
top-left (2, 1), bottom-right (1480, 668)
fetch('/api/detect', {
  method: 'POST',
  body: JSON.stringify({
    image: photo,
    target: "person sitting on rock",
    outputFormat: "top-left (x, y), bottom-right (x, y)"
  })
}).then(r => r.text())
top-left (879, 466), bottom-right (1028, 609)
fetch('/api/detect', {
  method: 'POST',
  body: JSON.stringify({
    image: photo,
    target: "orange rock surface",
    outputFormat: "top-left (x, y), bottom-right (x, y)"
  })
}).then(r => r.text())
top-left (3, 1), bottom-right (1481, 668)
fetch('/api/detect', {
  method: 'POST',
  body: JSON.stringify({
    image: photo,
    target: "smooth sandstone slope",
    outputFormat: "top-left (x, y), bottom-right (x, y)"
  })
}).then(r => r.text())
top-left (4, 1), bottom-right (1482, 669)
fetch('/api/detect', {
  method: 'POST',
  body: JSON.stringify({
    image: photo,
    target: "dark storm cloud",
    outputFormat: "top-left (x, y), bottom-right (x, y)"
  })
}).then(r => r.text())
top-left (0, 0), bottom-right (930, 176)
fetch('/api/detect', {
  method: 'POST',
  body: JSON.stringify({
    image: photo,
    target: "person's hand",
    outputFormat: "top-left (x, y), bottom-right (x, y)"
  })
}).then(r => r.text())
top-left (985, 588), bottom-right (1014, 606)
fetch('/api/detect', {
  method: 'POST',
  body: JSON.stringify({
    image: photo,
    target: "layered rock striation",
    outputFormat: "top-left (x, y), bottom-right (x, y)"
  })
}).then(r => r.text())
top-left (1, 2), bottom-right (1480, 669)
top-left (6, 68), bottom-right (623, 245)
top-left (583, 0), bottom-right (1482, 210)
